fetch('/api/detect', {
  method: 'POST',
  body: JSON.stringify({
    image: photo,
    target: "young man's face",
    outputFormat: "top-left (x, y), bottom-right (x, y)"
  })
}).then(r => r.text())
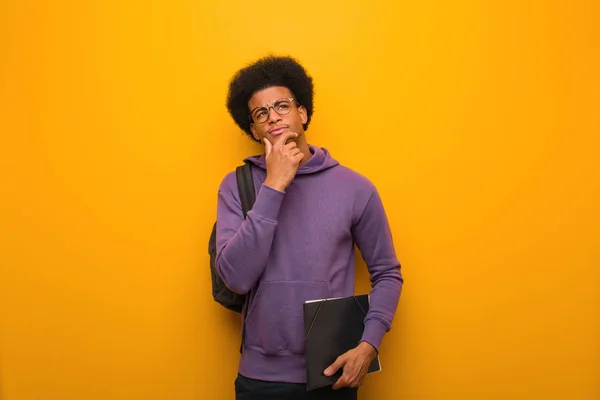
top-left (248, 86), bottom-right (308, 143)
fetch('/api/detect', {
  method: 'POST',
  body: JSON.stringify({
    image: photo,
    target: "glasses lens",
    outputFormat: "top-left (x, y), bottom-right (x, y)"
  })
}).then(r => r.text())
top-left (252, 108), bottom-right (269, 123)
top-left (273, 99), bottom-right (292, 116)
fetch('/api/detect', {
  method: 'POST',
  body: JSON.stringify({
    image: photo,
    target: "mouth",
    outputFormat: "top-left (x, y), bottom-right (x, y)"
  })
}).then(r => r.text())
top-left (269, 126), bottom-right (289, 136)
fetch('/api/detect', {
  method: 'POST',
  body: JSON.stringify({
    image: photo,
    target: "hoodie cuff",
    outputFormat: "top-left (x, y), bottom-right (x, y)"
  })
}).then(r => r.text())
top-left (249, 184), bottom-right (285, 222)
top-left (360, 319), bottom-right (389, 353)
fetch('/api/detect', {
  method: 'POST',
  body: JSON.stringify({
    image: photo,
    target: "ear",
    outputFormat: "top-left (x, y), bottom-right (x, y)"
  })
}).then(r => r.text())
top-left (298, 105), bottom-right (308, 125)
top-left (250, 123), bottom-right (260, 141)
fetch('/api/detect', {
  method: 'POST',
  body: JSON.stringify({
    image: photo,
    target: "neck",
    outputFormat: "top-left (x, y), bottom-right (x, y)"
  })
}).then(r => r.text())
top-left (296, 136), bottom-right (312, 166)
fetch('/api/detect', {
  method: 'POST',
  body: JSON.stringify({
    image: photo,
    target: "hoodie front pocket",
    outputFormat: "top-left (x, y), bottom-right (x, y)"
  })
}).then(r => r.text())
top-left (245, 280), bottom-right (330, 355)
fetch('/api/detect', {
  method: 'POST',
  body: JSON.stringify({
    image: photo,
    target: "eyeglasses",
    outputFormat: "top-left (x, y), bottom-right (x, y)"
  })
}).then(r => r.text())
top-left (248, 97), bottom-right (298, 124)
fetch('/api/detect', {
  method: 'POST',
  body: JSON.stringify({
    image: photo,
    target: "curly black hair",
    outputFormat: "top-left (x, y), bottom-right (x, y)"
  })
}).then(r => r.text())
top-left (226, 55), bottom-right (314, 142)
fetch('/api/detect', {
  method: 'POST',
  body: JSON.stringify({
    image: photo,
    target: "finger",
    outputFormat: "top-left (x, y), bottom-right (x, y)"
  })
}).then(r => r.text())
top-left (283, 141), bottom-right (298, 151)
top-left (332, 375), bottom-right (350, 390)
top-left (332, 380), bottom-right (342, 390)
top-left (290, 148), bottom-right (301, 157)
top-left (263, 138), bottom-right (272, 157)
top-left (278, 130), bottom-right (298, 146)
top-left (293, 152), bottom-right (305, 163)
top-left (324, 356), bottom-right (345, 377)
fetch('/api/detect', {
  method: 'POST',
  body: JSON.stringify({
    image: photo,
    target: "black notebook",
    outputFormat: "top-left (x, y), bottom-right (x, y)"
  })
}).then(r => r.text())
top-left (303, 294), bottom-right (381, 390)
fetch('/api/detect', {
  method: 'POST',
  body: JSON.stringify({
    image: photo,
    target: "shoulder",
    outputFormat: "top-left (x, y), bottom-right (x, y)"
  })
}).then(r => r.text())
top-left (220, 170), bottom-right (236, 186)
top-left (325, 165), bottom-right (381, 221)
top-left (330, 164), bottom-right (377, 194)
top-left (218, 170), bottom-right (238, 194)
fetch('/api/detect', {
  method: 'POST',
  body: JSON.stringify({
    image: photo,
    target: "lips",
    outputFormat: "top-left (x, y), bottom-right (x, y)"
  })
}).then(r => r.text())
top-left (269, 126), bottom-right (289, 136)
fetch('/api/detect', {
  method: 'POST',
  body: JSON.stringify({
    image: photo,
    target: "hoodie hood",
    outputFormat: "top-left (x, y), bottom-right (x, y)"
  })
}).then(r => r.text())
top-left (243, 144), bottom-right (339, 175)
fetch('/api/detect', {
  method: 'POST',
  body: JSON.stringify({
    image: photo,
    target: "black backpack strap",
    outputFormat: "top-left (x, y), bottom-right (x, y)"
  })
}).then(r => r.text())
top-left (235, 162), bottom-right (258, 353)
top-left (236, 162), bottom-right (256, 219)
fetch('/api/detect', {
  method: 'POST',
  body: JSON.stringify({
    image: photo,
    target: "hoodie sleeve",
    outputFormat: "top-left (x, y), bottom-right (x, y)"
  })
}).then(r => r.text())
top-left (215, 172), bottom-right (284, 294)
top-left (351, 187), bottom-right (403, 352)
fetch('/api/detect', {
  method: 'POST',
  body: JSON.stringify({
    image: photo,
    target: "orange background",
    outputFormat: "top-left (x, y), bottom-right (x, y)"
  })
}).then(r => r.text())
top-left (1, 1), bottom-right (599, 399)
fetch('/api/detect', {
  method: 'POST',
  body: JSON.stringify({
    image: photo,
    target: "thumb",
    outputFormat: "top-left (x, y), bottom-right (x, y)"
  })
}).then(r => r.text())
top-left (263, 138), bottom-right (272, 157)
top-left (324, 355), bottom-right (345, 376)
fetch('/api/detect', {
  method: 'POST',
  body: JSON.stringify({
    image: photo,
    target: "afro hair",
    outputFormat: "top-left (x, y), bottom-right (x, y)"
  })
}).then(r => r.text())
top-left (226, 55), bottom-right (314, 142)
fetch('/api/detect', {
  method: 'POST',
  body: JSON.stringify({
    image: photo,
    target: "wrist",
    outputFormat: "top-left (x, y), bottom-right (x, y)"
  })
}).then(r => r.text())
top-left (263, 178), bottom-right (286, 193)
top-left (358, 341), bottom-right (377, 358)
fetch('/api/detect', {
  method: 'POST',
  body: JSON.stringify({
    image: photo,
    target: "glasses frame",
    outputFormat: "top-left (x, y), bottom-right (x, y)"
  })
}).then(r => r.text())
top-left (248, 97), bottom-right (299, 124)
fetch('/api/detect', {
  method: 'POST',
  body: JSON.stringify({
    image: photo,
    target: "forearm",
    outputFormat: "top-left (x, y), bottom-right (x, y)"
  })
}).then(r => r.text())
top-left (216, 185), bottom-right (284, 294)
top-left (361, 266), bottom-right (403, 352)
top-left (352, 188), bottom-right (403, 351)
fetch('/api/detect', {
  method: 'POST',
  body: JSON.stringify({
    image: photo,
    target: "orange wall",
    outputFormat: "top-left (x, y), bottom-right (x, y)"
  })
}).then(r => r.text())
top-left (1, 1), bottom-right (599, 399)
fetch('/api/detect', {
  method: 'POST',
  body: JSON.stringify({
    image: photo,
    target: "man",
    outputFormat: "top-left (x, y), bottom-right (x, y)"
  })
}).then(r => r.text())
top-left (215, 55), bottom-right (403, 399)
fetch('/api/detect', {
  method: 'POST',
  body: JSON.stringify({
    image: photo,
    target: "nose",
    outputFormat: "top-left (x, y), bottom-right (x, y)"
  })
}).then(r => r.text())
top-left (267, 106), bottom-right (282, 124)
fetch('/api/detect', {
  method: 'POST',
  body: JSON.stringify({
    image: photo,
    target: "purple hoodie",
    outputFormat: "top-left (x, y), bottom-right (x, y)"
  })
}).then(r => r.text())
top-left (215, 145), bottom-right (403, 383)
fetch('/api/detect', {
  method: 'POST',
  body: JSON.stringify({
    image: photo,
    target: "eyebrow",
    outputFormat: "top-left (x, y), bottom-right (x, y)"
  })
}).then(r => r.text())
top-left (249, 98), bottom-right (288, 114)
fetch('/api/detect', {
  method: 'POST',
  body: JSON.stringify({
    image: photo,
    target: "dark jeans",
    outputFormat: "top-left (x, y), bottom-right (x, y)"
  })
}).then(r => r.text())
top-left (235, 373), bottom-right (359, 400)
